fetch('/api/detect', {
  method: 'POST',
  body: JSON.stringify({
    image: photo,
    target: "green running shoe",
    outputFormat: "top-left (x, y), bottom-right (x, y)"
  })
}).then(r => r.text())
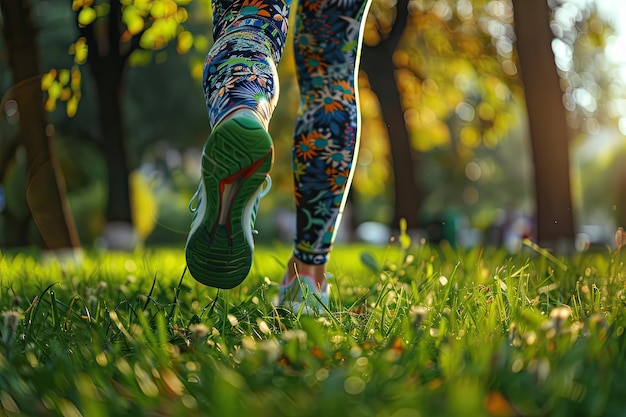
top-left (186, 115), bottom-right (273, 289)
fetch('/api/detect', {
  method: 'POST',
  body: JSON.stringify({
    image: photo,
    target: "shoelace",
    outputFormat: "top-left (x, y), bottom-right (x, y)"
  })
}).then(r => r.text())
top-left (251, 175), bottom-right (272, 235)
top-left (188, 183), bottom-right (202, 213)
top-left (188, 175), bottom-right (272, 233)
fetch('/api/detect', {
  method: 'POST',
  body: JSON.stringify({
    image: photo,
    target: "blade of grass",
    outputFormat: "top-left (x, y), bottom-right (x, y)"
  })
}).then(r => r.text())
top-left (50, 290), bottom-right (58, 328)
top-left (523, 238), bottom-right (569, 272)
top-left (169, 267), bottom-right (187, 321)
top-left (143, 273), bottom-right (157, 311)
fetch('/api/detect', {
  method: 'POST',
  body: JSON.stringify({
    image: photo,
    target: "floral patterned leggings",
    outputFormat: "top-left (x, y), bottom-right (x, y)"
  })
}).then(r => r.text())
top-left (204, 0), bottom-right (371, 265)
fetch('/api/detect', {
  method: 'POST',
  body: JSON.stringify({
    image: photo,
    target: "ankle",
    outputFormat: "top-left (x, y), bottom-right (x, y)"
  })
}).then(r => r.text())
top-left (284, 256), bottom-right (327, 289)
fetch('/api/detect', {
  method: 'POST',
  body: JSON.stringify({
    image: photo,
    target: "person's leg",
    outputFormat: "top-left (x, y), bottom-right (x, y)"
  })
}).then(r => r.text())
top-left (186, 0), bottom-right (291, 289)
top-left (280, 0), bottom-right (372, 304)
top-left (203, 0), bottom-right (291, 129)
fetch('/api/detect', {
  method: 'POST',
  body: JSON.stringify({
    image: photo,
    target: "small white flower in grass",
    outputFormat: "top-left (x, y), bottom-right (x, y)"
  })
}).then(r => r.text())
top-left (548, 306), bottom-right (571, 334)
top-left (227, 314), bottom-right (238, 327)
top-left (438, 275), bottom-right (448, 286)
top-left (96, 352), bottom-right (108, 367)
top-left (570, 321), bottom-right (584, 338)
top-left (549, 306), bottom-right (571, 321)
top-left (256, 318), bottom-right (271, 335)
top-left (2, 311), bottom-right (20, 344)
top-left (282, 329), bottom-right (308, 355)
top-left (189, 323), bottom-right (210, 340)
top-left (317, 317), bottom-right (332, 327)
top-left (410, 305), bottom-right (429, 326)
top-left (242, 336), bottom-right (256, 351)
top-left (3, 311), bottom-right (20, 333)
top-left (525, 331), bottom-right (537, 346)
top-left (409, 306), bottom-right (428, 322)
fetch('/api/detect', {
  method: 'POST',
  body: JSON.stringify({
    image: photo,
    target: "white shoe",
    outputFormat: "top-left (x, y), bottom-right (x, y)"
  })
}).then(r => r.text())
top-left (279, 274), bottom-right (329, 314)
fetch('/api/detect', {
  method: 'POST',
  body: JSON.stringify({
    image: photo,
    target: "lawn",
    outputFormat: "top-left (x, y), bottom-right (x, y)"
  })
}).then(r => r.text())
top-left (1, 240), bottom-right (625, 416)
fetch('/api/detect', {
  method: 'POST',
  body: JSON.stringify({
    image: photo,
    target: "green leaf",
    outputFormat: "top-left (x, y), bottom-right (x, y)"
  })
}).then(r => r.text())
top-left (361, 251), bottom-right (381, 273)
top-left (128, 49), bottom-right (152, 67)
top-left (67, 96), bottom-right (79, 118)
top-left (176, 31), bottom-right (193, 54)
top-left (72, 38), bottom-right (88, 64)
top-left (78, 7), bottom-right (97, 27)
top-left (124, 9), bottom-right (145, 35)
top-left (48, 80), bottom-right (62, 99)
top-left (41, 70), bottom-right (56, 91)
top-left (58, 69), bottom-right (70, 86)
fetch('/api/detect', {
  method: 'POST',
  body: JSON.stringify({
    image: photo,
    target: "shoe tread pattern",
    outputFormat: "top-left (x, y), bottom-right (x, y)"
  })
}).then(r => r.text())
top-left (186, 117), bottom-right (273, 289)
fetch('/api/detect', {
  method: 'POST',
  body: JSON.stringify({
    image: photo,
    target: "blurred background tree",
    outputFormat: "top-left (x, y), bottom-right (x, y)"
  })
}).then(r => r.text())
top-left (63, 0), bottom-right (209, 248)
top-left (362, 0), bottom-right (422, 231)
top-left (0, 0), bottom-right (80, 250)
top-left (513, 0), bottom-right (576, 249)
top-left (358, 0), bottom-right (530, 245)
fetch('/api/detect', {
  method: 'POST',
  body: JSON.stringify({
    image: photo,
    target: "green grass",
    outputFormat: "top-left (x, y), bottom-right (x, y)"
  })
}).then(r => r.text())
top-left (1, 242), bottom-right (626, 416)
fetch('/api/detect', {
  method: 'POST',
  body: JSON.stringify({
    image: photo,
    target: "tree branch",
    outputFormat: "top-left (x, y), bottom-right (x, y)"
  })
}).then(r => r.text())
top-left (377, 0), bottom-right (409, 51)
top-left (109, 0), bottom-right (122, 56)
top-left (390, 0), bottom-right (409, 44)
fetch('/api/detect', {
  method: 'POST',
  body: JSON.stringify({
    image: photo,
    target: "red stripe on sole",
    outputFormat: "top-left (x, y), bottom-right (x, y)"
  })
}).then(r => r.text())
top-left (215, 149), bottom-right (273, 243)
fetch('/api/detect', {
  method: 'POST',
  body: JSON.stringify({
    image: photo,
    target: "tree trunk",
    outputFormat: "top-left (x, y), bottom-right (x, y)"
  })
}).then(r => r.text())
top-left (94, 64), bottom-right (132, 224)
top-left (81, 0), bottom-right (133, 228)
top-left (362, 0), bottom-right (423, 229)
top-left (0, 0), bottom-right (80, 249)
top-left (512, 0), bottom-right (576, 249)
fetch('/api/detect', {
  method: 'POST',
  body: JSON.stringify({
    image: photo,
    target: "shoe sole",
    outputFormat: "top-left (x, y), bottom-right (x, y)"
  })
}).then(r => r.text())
top-left (186, 116), bottom-right (273, 289)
